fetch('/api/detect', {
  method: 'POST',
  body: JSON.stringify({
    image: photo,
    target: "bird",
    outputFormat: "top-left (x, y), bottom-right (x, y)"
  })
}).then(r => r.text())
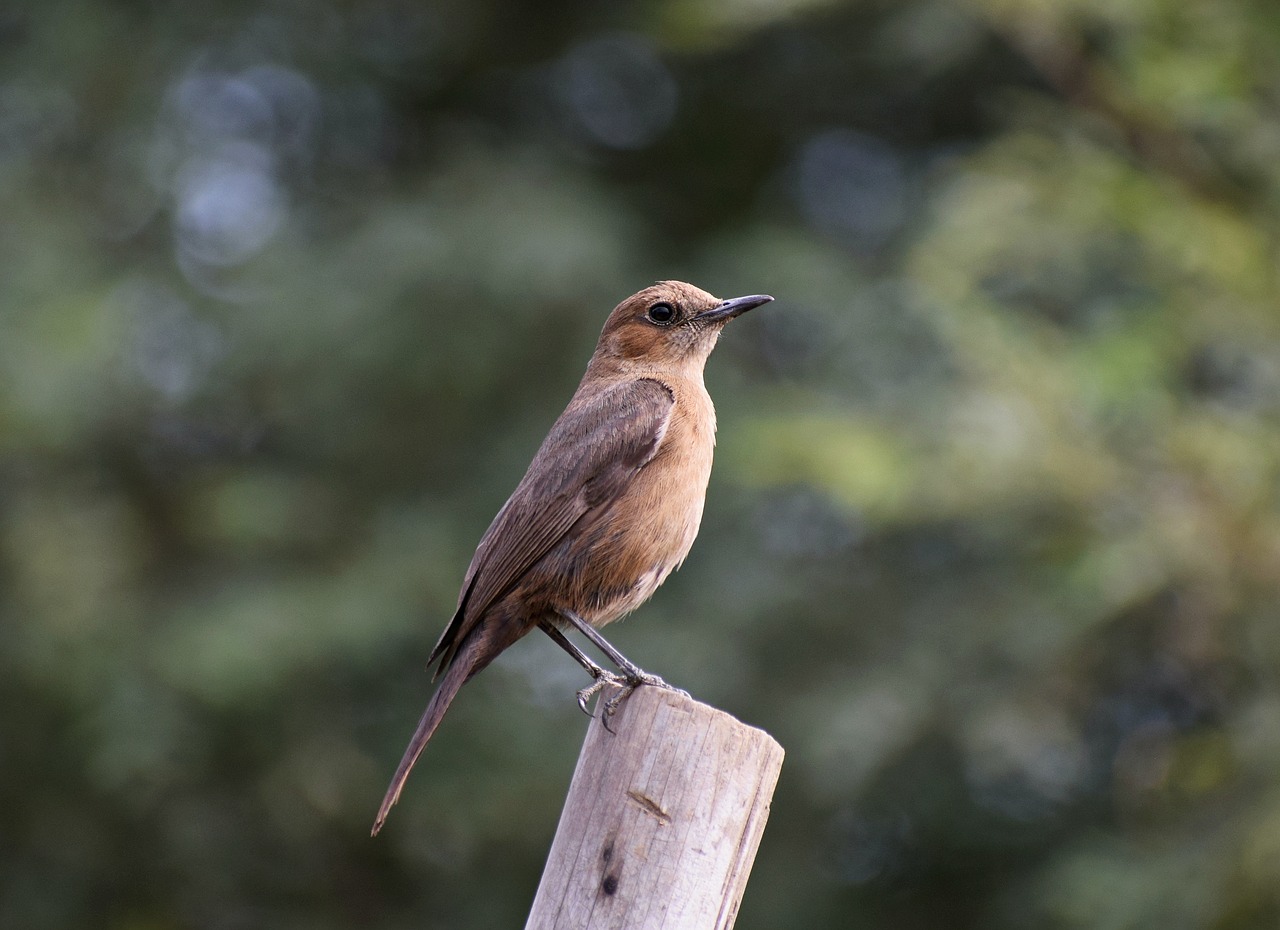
top-left (372, 281), bottom-right (773, 835)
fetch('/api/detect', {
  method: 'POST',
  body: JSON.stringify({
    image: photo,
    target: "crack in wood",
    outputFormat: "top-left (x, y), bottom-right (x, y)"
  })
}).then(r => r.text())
top-left (626, 789), bottom-right (671, 825)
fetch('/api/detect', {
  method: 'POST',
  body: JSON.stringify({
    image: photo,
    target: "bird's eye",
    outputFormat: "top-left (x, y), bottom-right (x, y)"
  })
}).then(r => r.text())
top-left (647, 302), bottom-right (676, 324)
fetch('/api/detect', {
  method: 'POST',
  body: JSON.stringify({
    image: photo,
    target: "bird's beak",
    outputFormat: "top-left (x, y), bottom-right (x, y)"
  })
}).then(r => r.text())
top-left (698, 294), bottom-right (774, 323)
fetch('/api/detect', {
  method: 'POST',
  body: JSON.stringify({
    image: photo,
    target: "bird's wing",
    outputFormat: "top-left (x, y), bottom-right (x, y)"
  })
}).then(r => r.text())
top-left (426, 377), bottom-right (674, 673)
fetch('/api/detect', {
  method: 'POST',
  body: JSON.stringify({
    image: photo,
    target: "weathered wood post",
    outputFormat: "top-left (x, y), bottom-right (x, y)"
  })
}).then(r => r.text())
top-left (525, 686), bottom-right (784, 930)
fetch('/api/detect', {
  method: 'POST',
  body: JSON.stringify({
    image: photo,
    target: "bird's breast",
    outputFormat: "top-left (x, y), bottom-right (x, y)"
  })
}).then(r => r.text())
top-left (582, 381), bottom-right (717, 626)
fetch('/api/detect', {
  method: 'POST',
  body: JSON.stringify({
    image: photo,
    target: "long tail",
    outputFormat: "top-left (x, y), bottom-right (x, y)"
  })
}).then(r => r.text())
top-left (371, 648), bottom-right (472, 836)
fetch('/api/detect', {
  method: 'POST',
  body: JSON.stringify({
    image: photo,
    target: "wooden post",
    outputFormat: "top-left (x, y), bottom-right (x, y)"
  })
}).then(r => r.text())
top-left (525, 686), bottom-right (784, 930)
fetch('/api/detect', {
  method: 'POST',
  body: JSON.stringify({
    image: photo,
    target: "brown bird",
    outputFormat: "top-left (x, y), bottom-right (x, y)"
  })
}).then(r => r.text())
top-left (372, 281), bottom-right (773, 835)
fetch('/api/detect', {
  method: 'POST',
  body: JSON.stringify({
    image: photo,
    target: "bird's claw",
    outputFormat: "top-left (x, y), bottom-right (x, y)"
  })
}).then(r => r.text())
top-left (600, 671), bottom-right (687, 718)
top-left (576, 670), bottom-right (626, 717)
top-left (577, 667), bottom-right (689, 726)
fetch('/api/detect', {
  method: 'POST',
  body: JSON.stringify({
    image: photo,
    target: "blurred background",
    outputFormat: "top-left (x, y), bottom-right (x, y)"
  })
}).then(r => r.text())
top-left (4, 0), bottom-right (1280, 927)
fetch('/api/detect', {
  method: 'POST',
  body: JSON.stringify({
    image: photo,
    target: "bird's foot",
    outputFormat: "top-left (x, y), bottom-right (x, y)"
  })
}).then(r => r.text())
top-left (601, 670), bottom-right (689, 718)
top-left (576, 669), bottom-right (626, 716)
top-left (554, 608), bottom-right (688, 719)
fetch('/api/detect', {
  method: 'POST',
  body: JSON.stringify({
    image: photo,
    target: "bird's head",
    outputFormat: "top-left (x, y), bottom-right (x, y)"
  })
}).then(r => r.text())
top-left (592, 281), bottom-right (773, 373)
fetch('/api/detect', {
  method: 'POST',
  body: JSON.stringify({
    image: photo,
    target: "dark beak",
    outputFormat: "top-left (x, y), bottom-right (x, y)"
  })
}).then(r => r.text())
top-left (698, 294), bottom-right (774, 323)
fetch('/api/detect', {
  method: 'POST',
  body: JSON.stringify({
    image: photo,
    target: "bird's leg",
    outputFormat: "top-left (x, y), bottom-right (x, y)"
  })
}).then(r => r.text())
top-left (537, 618), bottom-right (608, 677)
top-left (554, 608), bottom-right (647, 678)
top-left (554, 608), bottom-right (688, 717)
top-left (537, 620), bottom-right (625, 716)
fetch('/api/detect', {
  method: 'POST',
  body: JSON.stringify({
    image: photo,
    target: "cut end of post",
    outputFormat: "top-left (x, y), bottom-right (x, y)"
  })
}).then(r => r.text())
top-left (595, 684), bottom-right (781, 748)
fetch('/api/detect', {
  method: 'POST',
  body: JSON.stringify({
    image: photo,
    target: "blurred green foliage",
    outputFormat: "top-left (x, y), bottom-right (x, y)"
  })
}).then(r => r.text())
top-left (3, 0), bottom-right (1280, 927)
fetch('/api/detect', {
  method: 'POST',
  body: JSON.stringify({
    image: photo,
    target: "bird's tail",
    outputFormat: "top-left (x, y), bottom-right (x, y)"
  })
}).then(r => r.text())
top-left (371, 646), bottom-right (472, 836)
